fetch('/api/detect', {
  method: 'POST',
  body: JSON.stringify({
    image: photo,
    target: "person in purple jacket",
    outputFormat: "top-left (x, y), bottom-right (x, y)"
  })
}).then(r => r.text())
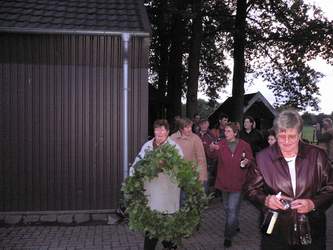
top-left (208, 122), bottom-right (253, 248)
top-left (245, 109), bottom-right (333, 250)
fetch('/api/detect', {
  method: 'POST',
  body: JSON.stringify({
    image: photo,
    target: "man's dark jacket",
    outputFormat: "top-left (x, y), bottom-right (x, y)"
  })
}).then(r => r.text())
top-left (244, 141), bottom-right (333, 245)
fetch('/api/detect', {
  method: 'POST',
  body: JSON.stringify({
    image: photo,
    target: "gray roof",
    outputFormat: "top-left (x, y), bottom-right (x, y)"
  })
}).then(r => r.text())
top-left (208, 91), bottom-right (277, 128)
top-left (0, 0), bottom-right (150, 35)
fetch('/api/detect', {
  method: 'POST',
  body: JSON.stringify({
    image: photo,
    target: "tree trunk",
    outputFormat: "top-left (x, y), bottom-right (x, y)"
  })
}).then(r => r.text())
top-left (148, 0), bottom-right (170, 131)
top-left (156, 0), bottom-right (170, 118)
top-left (231, 0), bottom-right (247, 123)
top-left (186, 0), bottom-right (203, 118)
top-left (166, 0), bottom-right (187, 122)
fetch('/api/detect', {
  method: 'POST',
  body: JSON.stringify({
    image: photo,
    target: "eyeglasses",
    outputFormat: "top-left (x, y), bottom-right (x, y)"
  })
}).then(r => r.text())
top-left (277, 133), bottom-right (299, 142)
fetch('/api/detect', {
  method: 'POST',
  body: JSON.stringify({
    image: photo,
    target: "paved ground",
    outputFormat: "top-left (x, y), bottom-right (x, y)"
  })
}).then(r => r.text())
top-left (1, 199), bottom-right (332, 250)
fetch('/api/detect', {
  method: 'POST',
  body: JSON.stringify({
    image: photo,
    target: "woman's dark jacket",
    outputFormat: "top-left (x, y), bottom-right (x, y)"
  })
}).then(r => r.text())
top-left (239, 129), bottom-right (266, 155)
top-left (208, 139), bottom-right (253, 192)
top-left (244, 141), bottom-right (333, 245)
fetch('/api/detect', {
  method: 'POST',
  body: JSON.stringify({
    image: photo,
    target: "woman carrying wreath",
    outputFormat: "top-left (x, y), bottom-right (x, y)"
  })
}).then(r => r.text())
top-left (129, 119), bottom-right (183, 250)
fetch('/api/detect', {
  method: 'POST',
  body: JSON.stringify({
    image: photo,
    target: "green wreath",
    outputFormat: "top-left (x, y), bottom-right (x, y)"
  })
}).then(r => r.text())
top-left (121, 143), bottom-right (208, 244)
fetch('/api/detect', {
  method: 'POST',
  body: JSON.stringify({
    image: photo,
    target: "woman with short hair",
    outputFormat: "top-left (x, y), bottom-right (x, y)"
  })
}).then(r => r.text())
top-left (208, 122), bottom-right (254, 248)
top-left (245, 109), bottom-right (333, 250)
top-left (130, 119), bottom-right (182, 250)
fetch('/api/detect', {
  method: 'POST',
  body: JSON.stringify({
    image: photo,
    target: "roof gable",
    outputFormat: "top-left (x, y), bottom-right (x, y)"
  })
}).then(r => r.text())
top-left (0, 0), bottom-right (150, 35)
top-left (244, 92), bottom-right (277, 116)
top-left (208, 91), bottom-right (277, 129)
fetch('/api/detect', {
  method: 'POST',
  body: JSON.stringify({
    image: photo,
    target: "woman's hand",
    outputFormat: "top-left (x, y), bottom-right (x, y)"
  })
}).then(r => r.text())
top-left (291, 199), bottom-right (315, 213)
top-left (240, 158), bottom-right (249, 167)
top-left (265, 194), bottom-right (293, 210)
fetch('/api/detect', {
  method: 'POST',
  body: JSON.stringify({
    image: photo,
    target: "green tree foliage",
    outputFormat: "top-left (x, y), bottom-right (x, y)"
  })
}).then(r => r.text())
top-left (246, 0), bottom-right (333, 112)
top-left (146, 0), bottom-right (231, 122)
top-left (181, 99), bottom-right (220, 119)
top-left (302, 112), bottom-right (333, 129)
top-left (199, 1), bottom-right (232, 106)
top-left (145, 0), bottom-right (333, 123)
top-left (301, 112), bottom-right (317, 125)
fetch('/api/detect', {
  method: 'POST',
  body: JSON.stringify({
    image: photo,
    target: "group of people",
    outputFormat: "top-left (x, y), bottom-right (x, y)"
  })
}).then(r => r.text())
top-left (130, 109), bottom-right (333, 250)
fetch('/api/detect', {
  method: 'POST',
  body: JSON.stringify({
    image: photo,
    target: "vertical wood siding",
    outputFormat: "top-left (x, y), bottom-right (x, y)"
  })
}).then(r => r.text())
top-left (0, 33), bottom-right (148, 211)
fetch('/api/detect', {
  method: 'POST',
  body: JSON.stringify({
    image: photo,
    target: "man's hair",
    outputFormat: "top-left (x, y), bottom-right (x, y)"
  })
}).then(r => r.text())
top-left (225, 122), bottom-right (240, 133)
top-left (178, 118), bottom-right (193, 129)
top-left (153, 119), bottom-right (170, 131)
top-left (273, 109), bottom-right (303, 134)
top-left (218, 113), bottom-right (229, 120)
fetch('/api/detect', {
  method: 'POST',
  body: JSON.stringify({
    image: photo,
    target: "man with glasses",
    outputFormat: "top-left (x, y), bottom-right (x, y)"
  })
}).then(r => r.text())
top-left (245, 109), bottom-right (333, 250)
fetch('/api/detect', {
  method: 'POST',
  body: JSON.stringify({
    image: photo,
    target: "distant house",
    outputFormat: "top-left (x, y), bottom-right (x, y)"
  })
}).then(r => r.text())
top-left (0, 0), bottom-right (150, 213)
top-left (209, 92), bottom-right (277, 130)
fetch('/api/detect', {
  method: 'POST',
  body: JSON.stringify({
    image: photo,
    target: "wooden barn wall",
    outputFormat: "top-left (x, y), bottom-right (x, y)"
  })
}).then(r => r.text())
top-left (0, 33), bottom-right (148, 212)
top-left (127, 36), bottom-right (149, 165)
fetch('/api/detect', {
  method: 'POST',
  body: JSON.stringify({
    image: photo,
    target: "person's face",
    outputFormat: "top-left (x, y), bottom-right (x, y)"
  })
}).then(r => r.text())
top-left (268, 135), bottom-right (277, 146)
top-left (181, 124), bottom-right (193, 137)
top-left (224, 126), bottom-right (237, 141)
top-left (244, 118), bottom-right (253, 130)
top-left (199, 121), bottom-right (209, 132)
top-left (277, 128), bottom-right (300, 155)
top-left (219, 117), bottom-right (228, 127)
top-left (154, 126), bottom-right (169, 144)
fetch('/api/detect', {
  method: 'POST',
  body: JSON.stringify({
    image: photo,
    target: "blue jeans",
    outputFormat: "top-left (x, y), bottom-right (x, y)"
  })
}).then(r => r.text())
top-left (222, 191), bottom-right (242, 239)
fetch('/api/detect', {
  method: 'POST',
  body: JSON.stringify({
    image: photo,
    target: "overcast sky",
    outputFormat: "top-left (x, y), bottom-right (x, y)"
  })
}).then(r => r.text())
top-left (215, 0), bottom-right (333, 115)
top-left (304, 0), bottom-right (333, 114)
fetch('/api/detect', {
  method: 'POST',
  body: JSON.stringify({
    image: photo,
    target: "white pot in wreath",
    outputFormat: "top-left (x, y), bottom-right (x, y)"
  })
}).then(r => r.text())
top-left (144, 172), bottom-right (180, 214)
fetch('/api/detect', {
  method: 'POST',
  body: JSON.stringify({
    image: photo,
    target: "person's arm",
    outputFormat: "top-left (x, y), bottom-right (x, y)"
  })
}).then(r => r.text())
top-left (310, 151), bottom-right (333, 211)
top-left (290, 151), bottom-right (333, 213)
top-left (206, 141), bottom-right (219, 159)
top-left (129, 142), bottom-right (151, 176)
top-left (241, 141), bottom-right (254, 168)
top-left (244, 161), bottom-right (293, 211)
top-left (243, 161), bottom-right (267, 207)
top-left (194, 136), bottom-right (208, 182)
top-left (132, 144), bottom-right (147, 167)
top-left (247, 143), bottom-right (254, 161)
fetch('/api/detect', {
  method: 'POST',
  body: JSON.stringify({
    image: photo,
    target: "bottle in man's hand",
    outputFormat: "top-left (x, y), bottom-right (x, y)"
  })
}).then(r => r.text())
top-left (240, 152), bottom-right (246, 168)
